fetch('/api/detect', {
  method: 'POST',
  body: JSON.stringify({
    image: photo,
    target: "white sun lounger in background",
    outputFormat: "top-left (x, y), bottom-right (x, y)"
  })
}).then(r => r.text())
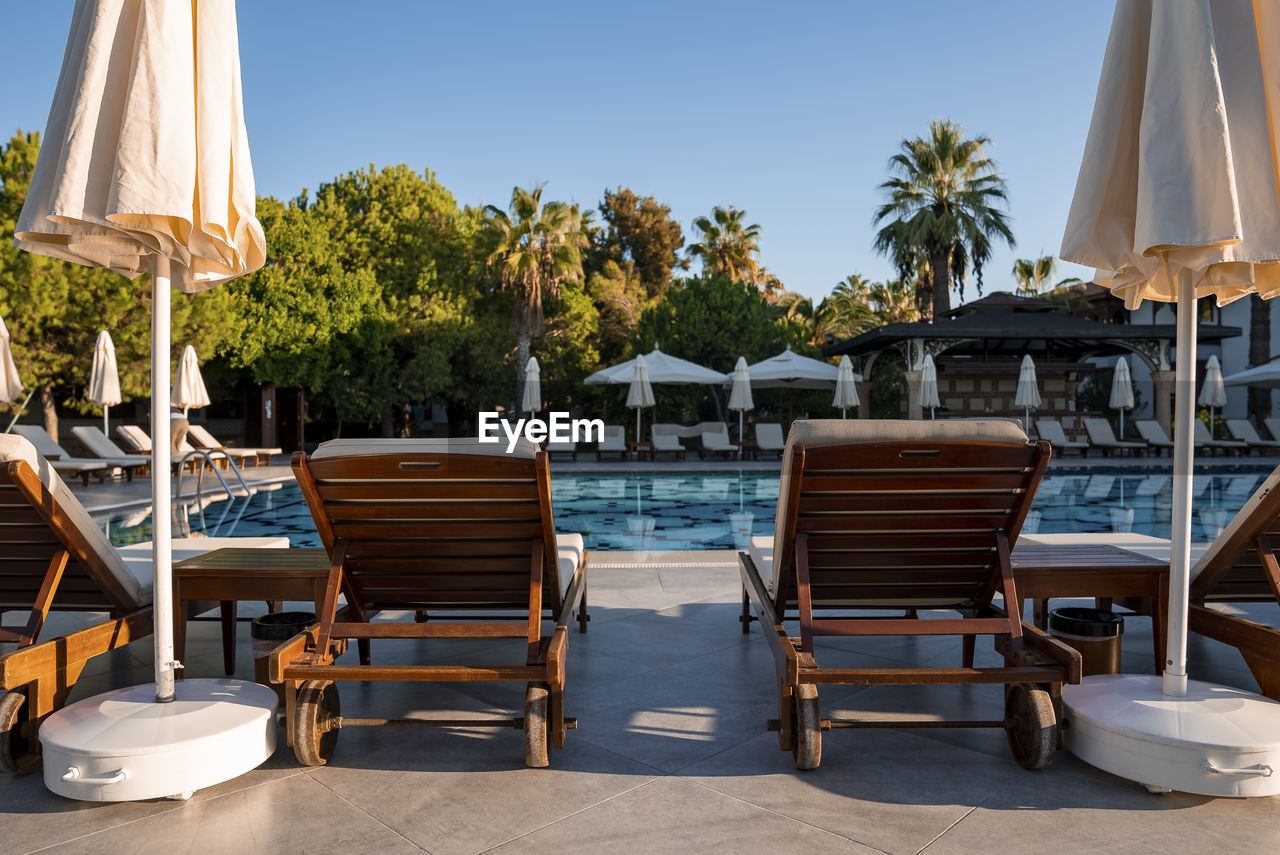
top-left (755, 423), bottom-right (785, 458)
top-left (699, 423), bottom-right (738, 459)
top-left (1192, 419), bottom-right (1247, 455)
top-left (185, 423), bottom-right (280, 465)
top-left (1226, 419), bottom-right (1280, 454)
top-left (1083, 417), bottom-right (1147, 457)
top-left (545, 438), bottom-right (578, 460)
top-left (1133, 419), bottom-right (1175, 455)
top-left (1034, 418), bottom-right (1088, 456)
top-left (9, 425), bottom-right (110, 486)
top-left (650, 430), bottom-right (686, 460)
top-left (595, 425), bottom-right (628, 460)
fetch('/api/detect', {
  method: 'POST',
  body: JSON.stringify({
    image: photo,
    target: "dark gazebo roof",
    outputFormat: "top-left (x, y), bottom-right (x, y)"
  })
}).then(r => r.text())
top-left (826, 292), bottom-right (1239, 362)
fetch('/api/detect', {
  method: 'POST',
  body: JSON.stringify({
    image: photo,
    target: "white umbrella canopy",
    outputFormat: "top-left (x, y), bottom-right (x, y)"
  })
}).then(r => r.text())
top-left (13, 0), bottom-right (270, 799)
top-left (728, 357), bottom-right (753, 458)
top-left (625, 355), bottom-right (655, 443)
top-left (0, 316), bottom-right (23, 404)
top-left (521, 356), bottom-right (542, 414)
top-left (1013, 354), bottom-right (1041, 431)
top-left (917, 354), bottom-right (940, 418)
top-left (1199, 354), bottom-right (1227, 433)
top-left (1223, 360), bottom-right (1280, 389)
top-left (1110, 356), bottom-right (1135, 438)
top-left (585, 344), bottom-right (727, 385)
top-left (832, 355), bottom-right (860, 417)
top-left (746, 345), bottom-right (845, 389)
top-left (171, 345), bottom-right (211, 414)
top-left (1061, 0), bottom-right (1280, 795)
top-left (88, 330), bottom-right (122, 433)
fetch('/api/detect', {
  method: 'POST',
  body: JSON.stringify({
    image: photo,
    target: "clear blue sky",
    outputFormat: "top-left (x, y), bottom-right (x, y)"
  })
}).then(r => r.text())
top-left (3, 1), bottom-right (1117, 301)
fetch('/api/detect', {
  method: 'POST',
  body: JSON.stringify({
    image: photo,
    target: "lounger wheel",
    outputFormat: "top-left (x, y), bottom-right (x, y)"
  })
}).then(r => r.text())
top-left (524, 682), bottom-right (551, 768)
top-left (1004, 684), bottom-right (1056, 770)
top-left (792, 684), bottom-right (821, 771)
top-left (294, 680), bottom-right (341, 767)
top-left (0, 690), bottom-right (42, 775)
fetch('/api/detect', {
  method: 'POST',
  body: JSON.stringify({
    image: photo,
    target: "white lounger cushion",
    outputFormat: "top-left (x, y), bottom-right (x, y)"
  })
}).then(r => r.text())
top-left (186, 423), bottom-right (281, 456)
top-left (556, 533), bottom-right (585, 592)
top-left (117, 536), bottom-right (290, 599)
top-left (759, 419), bottom-right (1030, 588)
top-left (69, 426), bottom-right (150, 466)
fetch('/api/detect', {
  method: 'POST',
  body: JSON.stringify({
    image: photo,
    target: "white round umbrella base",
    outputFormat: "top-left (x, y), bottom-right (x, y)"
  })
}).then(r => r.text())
top-left (40, 678), bottom-right (277, 802)
top-left (1063, 674), bottom-right (1280, 797)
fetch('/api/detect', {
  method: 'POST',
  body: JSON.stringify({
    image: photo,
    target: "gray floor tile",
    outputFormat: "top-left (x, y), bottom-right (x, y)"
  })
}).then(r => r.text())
top-left (485, 777), bottom-right (879, 854)
top-left (681, 728), bottom-right (1026, 855)
top-left (36, 773), bottom-right (421, 855)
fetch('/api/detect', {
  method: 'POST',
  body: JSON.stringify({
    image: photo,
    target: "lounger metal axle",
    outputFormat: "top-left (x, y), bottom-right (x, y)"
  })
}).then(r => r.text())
top-left (767, 717), bottom-right (1010, 731)
top-left (325, 716), bottom-right (578, 732)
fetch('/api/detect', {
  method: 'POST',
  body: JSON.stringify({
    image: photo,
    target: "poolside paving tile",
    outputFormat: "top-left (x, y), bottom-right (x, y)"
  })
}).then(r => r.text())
top-left (34, 772), bottom-right (420, 855)
top-left (679, 727), bottom-right (1018, 855)
top-left (484, 776), bottom-right (880, 855)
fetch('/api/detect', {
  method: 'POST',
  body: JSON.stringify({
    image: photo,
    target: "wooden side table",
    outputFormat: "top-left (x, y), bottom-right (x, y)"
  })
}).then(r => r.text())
top-left (737, 440), bottom-right (758, 460)
top-left (1010, 543), bottom-right (1169, 672)
top-left (173, 547), bottom-right (329, 675)
top-left (629, 441), bottom-right (653, 462)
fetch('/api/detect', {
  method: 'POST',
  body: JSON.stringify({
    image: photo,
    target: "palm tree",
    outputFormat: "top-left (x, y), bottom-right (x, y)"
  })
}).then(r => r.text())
top-left (873, 119), bottom-right (1015, 318)
top-left (687, 206), bottom-right (763, 285)
top-left (484, 184), bottom-right (587, 401)
top-left (1011, 254), bottom-right (1081, 297)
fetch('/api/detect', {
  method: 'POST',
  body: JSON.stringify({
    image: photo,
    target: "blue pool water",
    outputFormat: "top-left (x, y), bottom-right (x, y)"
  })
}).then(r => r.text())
top-left (97, 468), bottom-right (1273, 551)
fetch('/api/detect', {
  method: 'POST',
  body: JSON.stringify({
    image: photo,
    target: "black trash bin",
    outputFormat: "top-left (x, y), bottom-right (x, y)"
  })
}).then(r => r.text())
top-left (1048, 607), bottom-right (1124, 677)
top-left (250, 611), bottom-right (316, 708)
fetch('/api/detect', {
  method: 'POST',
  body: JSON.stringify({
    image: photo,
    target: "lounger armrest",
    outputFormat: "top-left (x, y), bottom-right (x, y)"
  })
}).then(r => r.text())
top-left (1018, 622), bottom-right (1083, 683)
top-left (1, 608), bottom-right (152, 691)
top-left (1189, 605), bottom-right (1280, 668)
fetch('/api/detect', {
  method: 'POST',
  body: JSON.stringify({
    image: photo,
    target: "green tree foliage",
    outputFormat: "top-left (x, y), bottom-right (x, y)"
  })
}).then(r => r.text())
top-left (1011, 254), bottom-right (1081, 297)
top-left (687, 206), bottom-right (764, 289)
top-left (484, 184), bottom-right (589, 406)
top-left (595, 187), bottom-right (685, 299)
top-left (873, 119), bottom-right (1015, 318)
top-left (0, 131), bottom-right (236, 441)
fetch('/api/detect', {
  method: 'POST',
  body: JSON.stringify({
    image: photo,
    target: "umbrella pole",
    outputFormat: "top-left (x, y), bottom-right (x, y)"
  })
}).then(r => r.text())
top-left (103, 404), bottom-right (109, 436)
top-left (635, 408), bottom-right (641, 444)
top-left (1166, 273), bottom-right (1196, 698)
top-left (151, 255), bottom-right (176, 703)
top-left (738, 411), bottom-right (743, 460)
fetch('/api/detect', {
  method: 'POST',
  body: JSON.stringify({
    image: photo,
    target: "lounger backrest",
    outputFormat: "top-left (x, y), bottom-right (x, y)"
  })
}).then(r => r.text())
top-left (11, 424), bottom-right (68, 458)
top-left (185, 424), bottom-right (220, 448)
top-left (1083, 418), bottom-right (1118, 445)
top-left (651, 432), bottom-right (681, 449)
top-left (768, 419), bottom-right (1046, 612)
top-left (1191, 462), bottom-right (1280, 601)
top-left (702, 424), bottom-right (731, 445)
top-left (1035, 419), bottom-right (1068, 445)
top-left (1135, 420), bottom-right (1169, 445)
top-left (295, 438), bottom-right (568, 614)
top-left (599, 426), bottom-right (625, 449)
top-left (756, 423), bottom-right (784, 449)
top-left (115, 424), bottom-right (151, 452)
top-left (70, 426), bottom-right (128, 459)
top-left (0, 434), bottom-right (144, 612)
top-left (1193, 420), bottom-right (1215, 443)
top-left (1226, 419), bottom-right (1263, 443)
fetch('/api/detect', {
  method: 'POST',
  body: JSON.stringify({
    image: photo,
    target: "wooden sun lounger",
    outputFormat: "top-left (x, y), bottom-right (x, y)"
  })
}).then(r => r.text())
top-left (595, 426), bottom-right (628, 461)
top-left (1193, 419), bottom-right (1248, 456)
top-left (272, 438), bottom-right (589, 768)
top-left (8, 426), bottom-right (110, 487)
top-left (186, 423), bottom-right (279, 466)
top-left (0, 435), bottom-right (153, 774)
top-left (699, 423), bottom-right (739, 459)
top-left (1034, 418), bottom-right (1087, 456)
top-left (1182, 464), bottom-right (1280, 699)
top-left (738, 419), bottom-right (1080, 770)
top-left (755, 423), bottom-right (785, 458)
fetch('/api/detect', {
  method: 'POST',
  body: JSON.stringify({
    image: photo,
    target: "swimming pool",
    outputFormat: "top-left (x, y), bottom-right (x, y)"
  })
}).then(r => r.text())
top-left (96, 468), bottom-right (1274, 551)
